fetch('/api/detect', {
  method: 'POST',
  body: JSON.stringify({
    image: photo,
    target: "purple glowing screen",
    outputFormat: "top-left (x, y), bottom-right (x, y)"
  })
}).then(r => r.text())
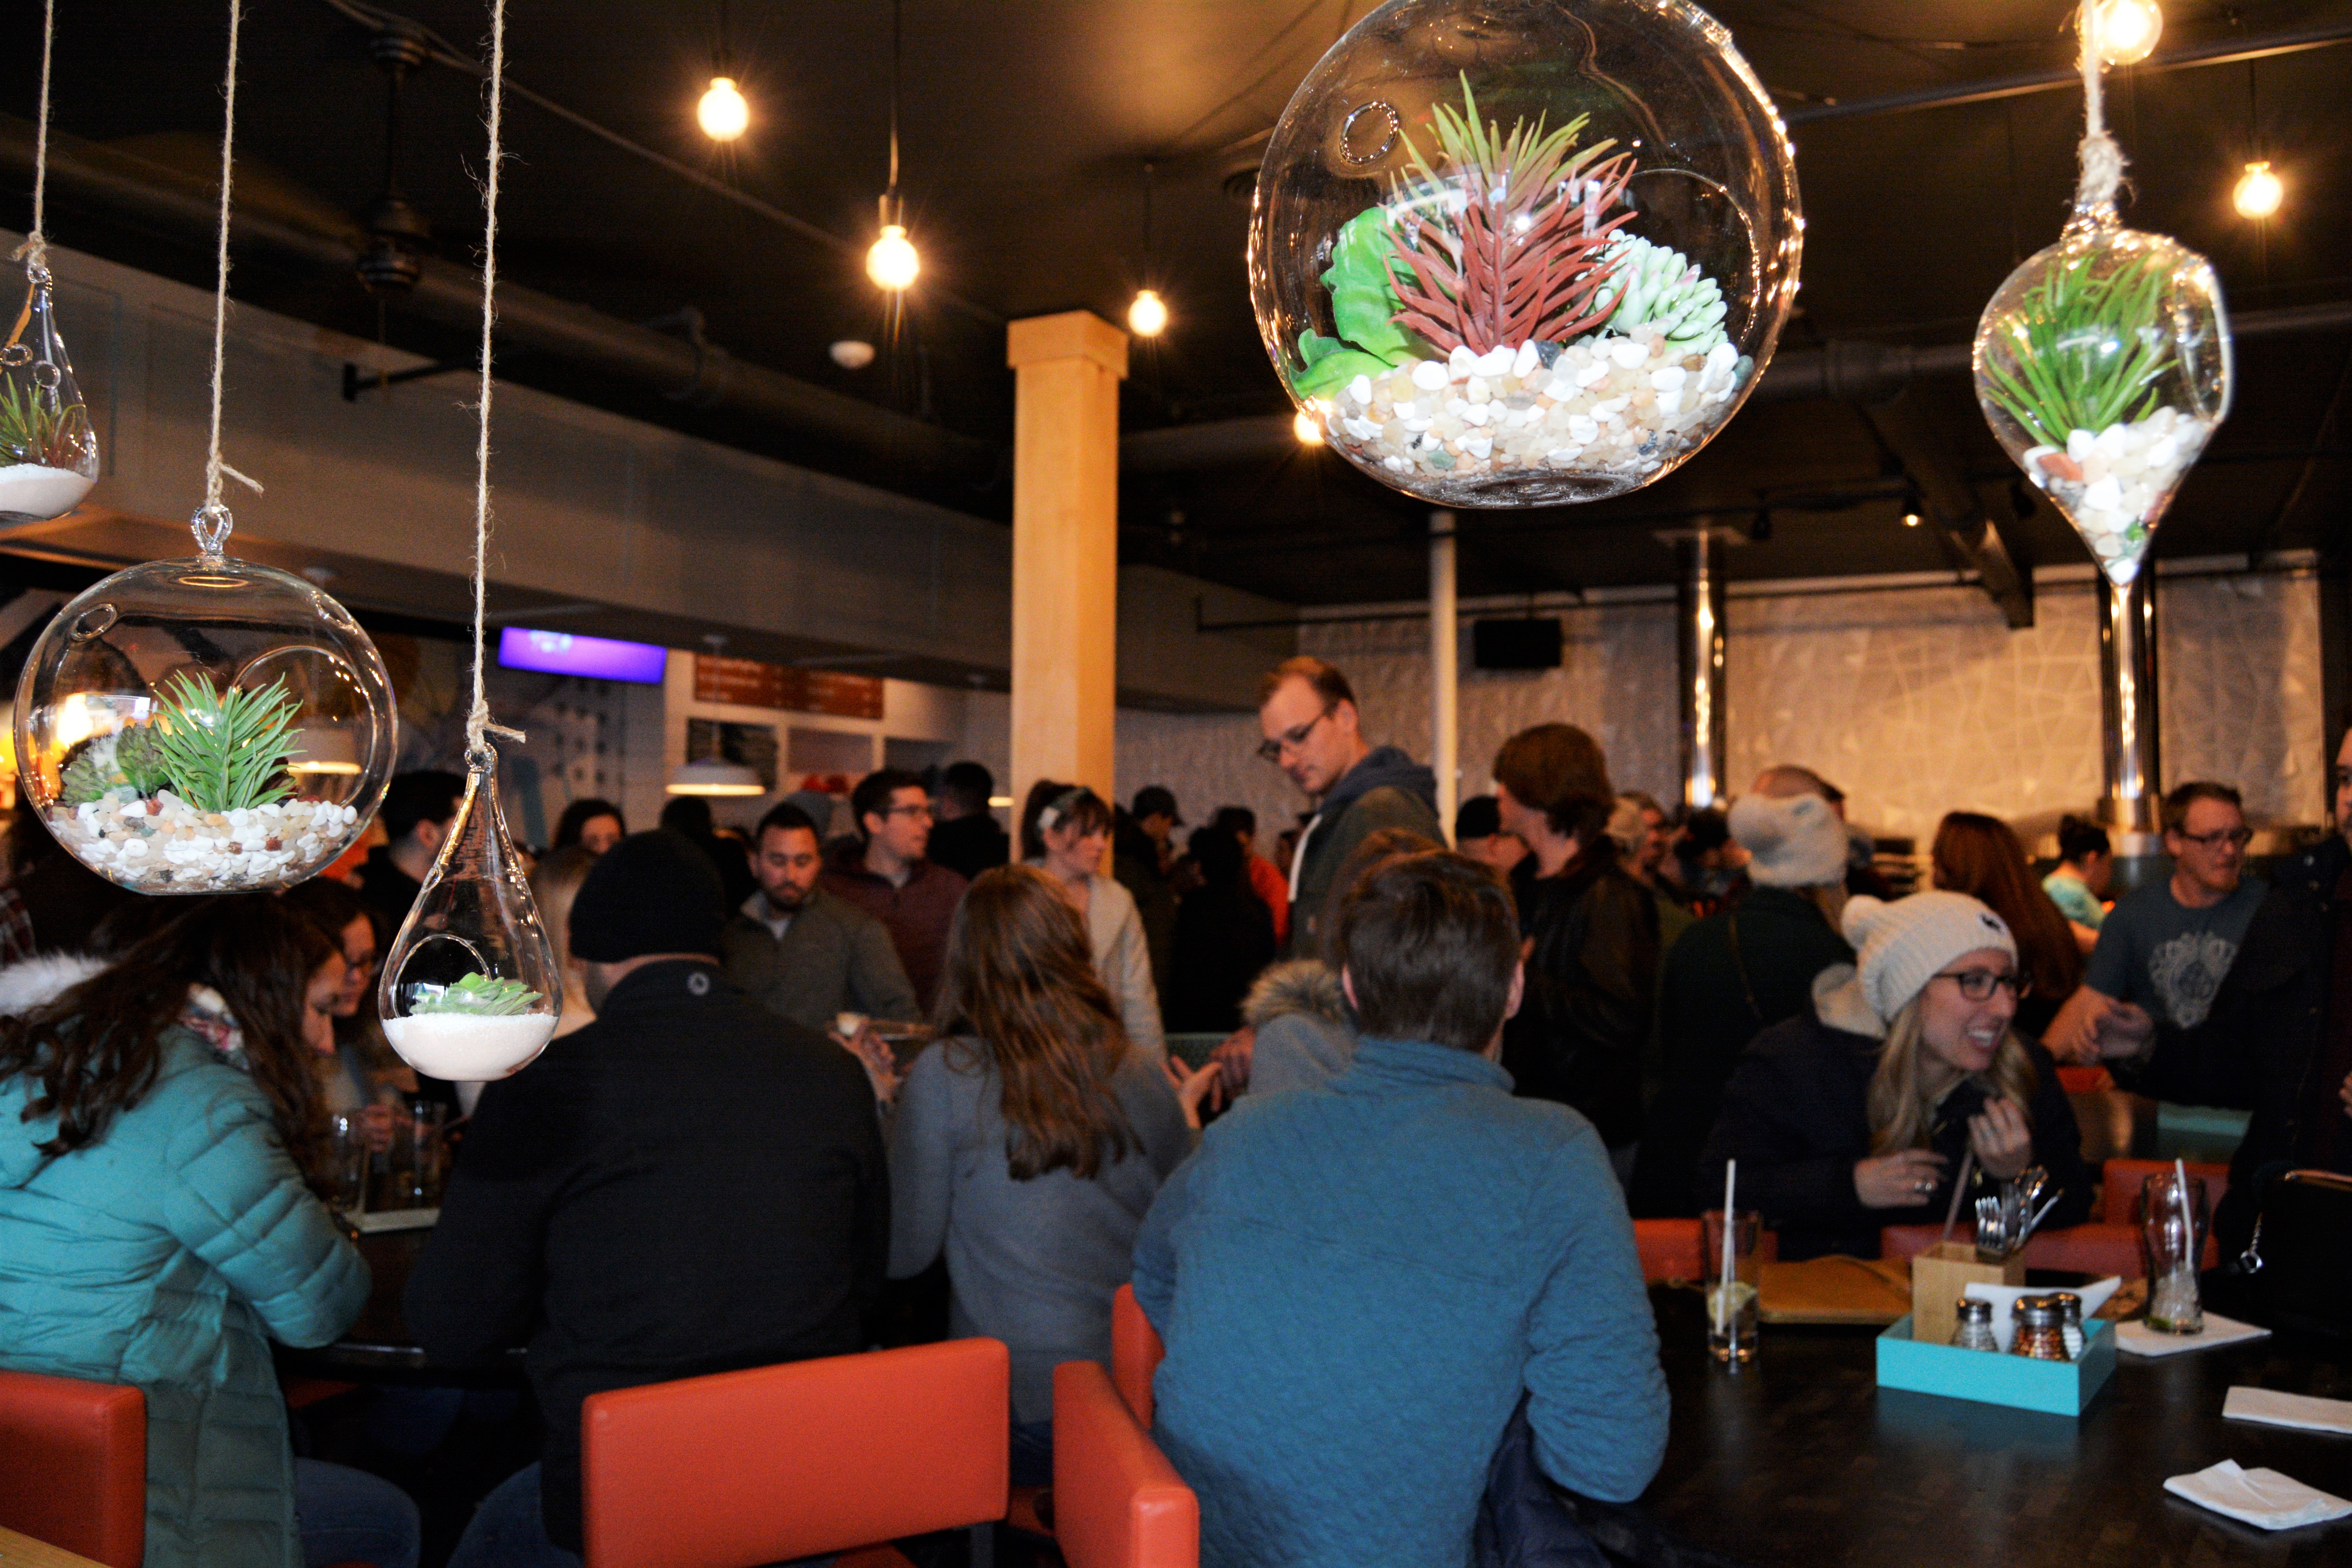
top-left (497, 627), bottom-right (669, 684)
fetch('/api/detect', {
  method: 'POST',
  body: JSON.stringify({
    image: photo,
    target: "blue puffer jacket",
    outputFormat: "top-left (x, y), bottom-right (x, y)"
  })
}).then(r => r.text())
top-left (0, 1002), bottom-right (370, 1568)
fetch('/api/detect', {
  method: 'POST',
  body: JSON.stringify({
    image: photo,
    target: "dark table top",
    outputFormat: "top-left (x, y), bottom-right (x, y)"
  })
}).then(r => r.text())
top-left (276, 1227), bottom-right (524, 1385)
top-left (1590, 1288), bottom-right (2352, 1568)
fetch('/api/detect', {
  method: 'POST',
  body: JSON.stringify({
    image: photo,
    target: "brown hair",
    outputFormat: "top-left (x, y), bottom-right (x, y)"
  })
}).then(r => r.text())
top-left (1018, 780), bottom-right (1112, 862)
top-left (0, 895), bottom-right (341, 1192)
top-left (1929, 811), bottom-right (2083, 1000)
top-left (1866, 996), bottom-right (2040, 1156)
top-left (1257, 655), bottom-right (1356, 711)
top-left (2160, 780), bottom-right (2243, 836)
top-left (1336, 851), bottom-right (1520, 1053)
top-left (1492, 723), bottom-right (1615, 842)
top-left (933, 866), bottom-right (1136, 1180)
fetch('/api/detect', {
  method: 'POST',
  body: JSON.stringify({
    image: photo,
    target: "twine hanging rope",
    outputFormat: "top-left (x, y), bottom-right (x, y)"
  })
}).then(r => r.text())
top-left (4, 0), bottom-right (57, 353)
top-left (2074, 2), bottom-right (2125, 215)
top-left (194, 0), bottom-right (263, 555)
top-left (465, 0), bottom-right (523, 756)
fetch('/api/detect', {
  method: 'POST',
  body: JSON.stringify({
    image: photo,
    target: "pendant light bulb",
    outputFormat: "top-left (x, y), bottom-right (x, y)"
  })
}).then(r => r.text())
top-left (2084, 0), bottom-right (2161, 65)
top-left (2233, 160), bottom-right (2283, 219)
top-left (1294, 408), bottom-right (1325, 445)
top-left (697, 76), bottom-right (750, 141)
top-left (867, 223), bottom-right (920, 291)
top-left (1128, 289), bottom-right (1168, 338)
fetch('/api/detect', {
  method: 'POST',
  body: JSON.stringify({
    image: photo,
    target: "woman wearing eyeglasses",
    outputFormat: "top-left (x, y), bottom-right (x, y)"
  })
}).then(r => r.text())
top-left (1697, 891), bottom-right (2094, 1260)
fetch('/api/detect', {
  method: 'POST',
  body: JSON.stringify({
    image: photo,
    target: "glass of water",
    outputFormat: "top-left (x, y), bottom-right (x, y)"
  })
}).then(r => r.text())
top-left (325, 1112), bottom-right (368, 1216)
top-left (1703, 1209), bottom-right (1761, 1364)
top-left (2139, 1171), bottom-right (2208, 1334)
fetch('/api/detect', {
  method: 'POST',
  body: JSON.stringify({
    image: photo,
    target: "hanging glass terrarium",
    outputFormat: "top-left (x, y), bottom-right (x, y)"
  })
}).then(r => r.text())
top-left (12, 514), bottom-right (397, 893)
top-left (0, 260), bottom-right (99, 526)
top-left (1249, 0), bottom-right (1801, 507)
top-left (379, 747), bottom-right (561, 1082)
top-left (1974, 216), bottom-right (2230, 586)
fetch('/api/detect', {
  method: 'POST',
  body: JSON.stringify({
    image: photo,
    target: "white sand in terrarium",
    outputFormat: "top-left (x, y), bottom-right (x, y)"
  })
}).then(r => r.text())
top-left (0, 462), bottom-right (94, 521)
top-left (383, 1012), bottom-right (557, 1081)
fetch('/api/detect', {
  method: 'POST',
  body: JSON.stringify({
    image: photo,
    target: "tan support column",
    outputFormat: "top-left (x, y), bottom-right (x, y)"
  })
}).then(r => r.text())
top-left (1006, 310), bottom-right (1128, 814)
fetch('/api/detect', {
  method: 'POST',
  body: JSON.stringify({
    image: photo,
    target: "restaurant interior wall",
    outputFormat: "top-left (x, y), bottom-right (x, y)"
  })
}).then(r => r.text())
top-left (0, 234), bottom-right (1294, 715)
top-left (1106, 563), bottom-right (2325, 852)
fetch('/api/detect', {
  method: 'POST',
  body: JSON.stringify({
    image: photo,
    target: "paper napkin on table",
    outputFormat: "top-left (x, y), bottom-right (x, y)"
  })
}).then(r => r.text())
top-left (2117, 1311), bottom-right (2271, 1358)
top-left (2165, 1460), bottom-right (2352, 1530)
top-left (2225, 1387), bottom-right (2352, 1436)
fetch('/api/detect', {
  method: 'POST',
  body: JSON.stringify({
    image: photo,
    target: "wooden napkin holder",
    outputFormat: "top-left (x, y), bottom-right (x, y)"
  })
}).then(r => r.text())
top-left (1909, 1242), bottom-right (2026, 1346)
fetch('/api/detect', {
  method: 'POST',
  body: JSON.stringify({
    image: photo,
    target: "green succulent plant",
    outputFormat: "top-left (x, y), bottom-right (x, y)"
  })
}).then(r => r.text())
top-left (1588, 236), bottom-right (1730, 355)
top-left (149, 671), bottom-right (304, 813)
top-left (58, 724), bottom-right (172, 807)
top-left (1980, 249), bottom-right (2174, 450)
top-left (0, 376), bottom-right (91, 470)
top-left (410, 972), bottom-right (542, 1017)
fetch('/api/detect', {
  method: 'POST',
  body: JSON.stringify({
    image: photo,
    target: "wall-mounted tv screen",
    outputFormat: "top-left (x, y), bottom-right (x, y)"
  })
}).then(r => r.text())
top-left (497, 627), bottom-right (669, 684)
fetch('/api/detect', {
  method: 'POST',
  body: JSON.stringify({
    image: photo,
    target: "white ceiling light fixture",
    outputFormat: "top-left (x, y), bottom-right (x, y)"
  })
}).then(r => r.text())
top-left (697, 76), bottom-right (749, 141)
top-left (668, 757), bottom-right (766, 797)
top-left (1127, 160), bottom-right (1169, 337)
top-left (866, 0), bottom-right (919, 293)
top-left (830, 339), bottom-right (878, 369)
top-left (2083, 0), bottom-right (2161, 66)
top-left (2233, 161), bottom-right (2282, 220)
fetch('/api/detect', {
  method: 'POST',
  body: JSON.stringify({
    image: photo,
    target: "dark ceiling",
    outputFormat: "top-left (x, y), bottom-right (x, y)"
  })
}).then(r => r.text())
top-left (4, 0), bottom-right (2348, 610)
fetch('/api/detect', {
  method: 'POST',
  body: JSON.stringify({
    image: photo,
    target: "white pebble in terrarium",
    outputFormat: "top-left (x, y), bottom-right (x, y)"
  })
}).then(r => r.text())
top-left (45, 671), bottom-right (362, 892)
top-left (2018, 407), bottom-right (2213, 584)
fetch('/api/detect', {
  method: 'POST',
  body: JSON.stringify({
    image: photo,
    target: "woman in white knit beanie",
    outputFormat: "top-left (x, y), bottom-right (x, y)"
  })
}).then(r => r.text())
top-left (1695, 889), bottom-right (2093, 1259)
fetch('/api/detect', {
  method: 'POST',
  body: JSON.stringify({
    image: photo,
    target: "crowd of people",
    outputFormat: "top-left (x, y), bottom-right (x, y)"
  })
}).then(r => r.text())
top-left (1, 658), bottom-right (2349, 1568)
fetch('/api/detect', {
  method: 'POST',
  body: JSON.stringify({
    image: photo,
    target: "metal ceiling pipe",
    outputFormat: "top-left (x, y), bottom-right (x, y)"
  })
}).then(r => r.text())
top-left (1120, 299), bottom-right (2352, 473)
top-left (0, 116), bottom-right (999, 480)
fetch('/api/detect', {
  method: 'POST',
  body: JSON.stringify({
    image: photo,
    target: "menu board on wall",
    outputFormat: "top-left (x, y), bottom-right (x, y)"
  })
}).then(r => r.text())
top-left (693, 654), bottom-right (884, 720)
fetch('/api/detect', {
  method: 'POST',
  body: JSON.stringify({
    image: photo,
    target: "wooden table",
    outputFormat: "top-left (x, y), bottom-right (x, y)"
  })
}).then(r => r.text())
top-left (0, 1525), bottom-right (109, 1568)
top-left (274, 1228), bottom-right (524, 1384)
top-left (1577, 1289), bottom-right (2352, 1568)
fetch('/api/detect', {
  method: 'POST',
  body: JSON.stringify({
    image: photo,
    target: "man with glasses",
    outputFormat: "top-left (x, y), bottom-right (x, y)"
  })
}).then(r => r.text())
top-left (2049, 780), bottom-right (2265, 1058)
top-left (820, 768), bottom-right (968, 1013)
top-left (1255, 657), bottom-right (1441, 959)
top-left (2088, 734), bottom-right (2352, 1252)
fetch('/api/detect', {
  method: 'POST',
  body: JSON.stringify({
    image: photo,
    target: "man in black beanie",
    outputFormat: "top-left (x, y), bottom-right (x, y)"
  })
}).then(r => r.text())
top-left (408, 830), bottom-right (888, 1561)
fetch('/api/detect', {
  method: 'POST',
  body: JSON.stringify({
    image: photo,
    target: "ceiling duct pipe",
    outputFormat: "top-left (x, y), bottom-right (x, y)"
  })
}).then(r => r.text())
top-left (0, 115), bottom-right (1000, 481)
top-left (1120, 299), bottom-right (2352, 474)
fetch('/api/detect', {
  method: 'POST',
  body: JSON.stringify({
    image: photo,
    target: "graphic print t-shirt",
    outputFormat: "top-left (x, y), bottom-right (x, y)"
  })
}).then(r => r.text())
top-left (2084, 876), bottom-right (2268, 1028)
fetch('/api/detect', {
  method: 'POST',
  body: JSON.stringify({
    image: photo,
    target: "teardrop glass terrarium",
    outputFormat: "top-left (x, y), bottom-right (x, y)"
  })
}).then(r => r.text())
top-left (0, 260), bottom-right (100, 525)
top-left (379, 748), bottom-right (561, 1082)
top-left (13, 533), bottom-right (396, 892)
top-left (1974, 215), bottom-right (2230, 585)
top-left (1249, 0), bottom-right (1801, 506)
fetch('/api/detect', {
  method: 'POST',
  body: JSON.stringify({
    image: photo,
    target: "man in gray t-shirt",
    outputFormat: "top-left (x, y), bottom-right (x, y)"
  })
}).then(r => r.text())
top-left (2049, 782), bottom-right (2263, 1054)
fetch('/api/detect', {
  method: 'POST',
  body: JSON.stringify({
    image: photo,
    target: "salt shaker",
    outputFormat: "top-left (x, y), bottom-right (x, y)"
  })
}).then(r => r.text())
top-left (2048, 1292), bottom-right (2084, 1360)
top-left (2009, 1296), bottom-right (2069, 1361)
top-left (1951, 1297), bottom-right (1999, 1353)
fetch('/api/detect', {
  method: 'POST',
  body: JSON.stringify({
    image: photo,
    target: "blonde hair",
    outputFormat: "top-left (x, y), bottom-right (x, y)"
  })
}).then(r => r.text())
top-left (530, 845), bottom-right (599, 1032)
top-left (1865, 995), bottom-right (2040, 1155)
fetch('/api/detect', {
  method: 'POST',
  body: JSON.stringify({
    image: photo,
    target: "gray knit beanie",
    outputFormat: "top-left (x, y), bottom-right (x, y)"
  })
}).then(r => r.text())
top-left (1728, 791), bottom-right (1849, 888)
top-left (1842, 891), bottom-right (2018, 1025)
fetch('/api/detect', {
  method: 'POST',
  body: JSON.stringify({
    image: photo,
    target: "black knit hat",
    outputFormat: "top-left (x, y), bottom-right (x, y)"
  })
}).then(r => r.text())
top-left (569, 829), bottom-right (726, 963)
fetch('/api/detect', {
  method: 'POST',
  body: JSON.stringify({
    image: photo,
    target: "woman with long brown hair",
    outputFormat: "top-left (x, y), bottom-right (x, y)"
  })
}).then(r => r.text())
top-left (1698, 891), bottom-right (2093, 1259)
top-left (1930, 810), bottom-right (2083, 1040)
top-left (0, 895), bottom-right (416, 1568)
top-left (887, 865), bottom-right (1191, 1486)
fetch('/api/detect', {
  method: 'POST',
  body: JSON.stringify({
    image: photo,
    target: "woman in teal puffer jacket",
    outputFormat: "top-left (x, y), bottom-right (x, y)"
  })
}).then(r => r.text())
top-left (0, 895), bottom-right (411, 1568)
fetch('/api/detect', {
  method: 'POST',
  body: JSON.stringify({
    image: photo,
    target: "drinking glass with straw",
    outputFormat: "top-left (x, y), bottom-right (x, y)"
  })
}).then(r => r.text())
top-left (1706, 1158), bottom-right (1760, 1364)
top-left (2143, 1156), bottom-right (2206, 1334)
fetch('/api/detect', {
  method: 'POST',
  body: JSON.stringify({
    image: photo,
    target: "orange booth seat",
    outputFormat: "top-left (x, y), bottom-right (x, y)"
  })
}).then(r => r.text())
top-left (0, 1368), bottom-right (145, 1568)
top-left (1054, 1359), bottom-right (1198, 1568)
top-left (1631, 1218), bottom-right (1779, 1283)
top-left (580, 1338), bottom-right (1009, 1568)
top-left (1111, 1284), bottom-right (1165, 1428)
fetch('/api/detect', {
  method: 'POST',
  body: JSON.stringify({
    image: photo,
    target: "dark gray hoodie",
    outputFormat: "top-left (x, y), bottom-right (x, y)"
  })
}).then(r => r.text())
top-left (1287, 744), bottom-right (1442, 958)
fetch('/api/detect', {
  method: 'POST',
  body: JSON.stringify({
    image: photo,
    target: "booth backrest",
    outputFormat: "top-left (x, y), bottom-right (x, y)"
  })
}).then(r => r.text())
top-left (1111, 1283), bottom-right (1165, 1428)
top-left (2102, 1160), bottom-right (2230, 1226)
top-left (581, 1339), bottom-right (1009, 1568)
top-left (0, 1368), bottom-right (145, 1568)
top-left (1054, 1359), bottom-right (1199, 1568)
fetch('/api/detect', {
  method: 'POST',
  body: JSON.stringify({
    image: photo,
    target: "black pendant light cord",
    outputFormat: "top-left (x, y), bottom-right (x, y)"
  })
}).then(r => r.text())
top-left (884, 0), bottom-right (902, 224)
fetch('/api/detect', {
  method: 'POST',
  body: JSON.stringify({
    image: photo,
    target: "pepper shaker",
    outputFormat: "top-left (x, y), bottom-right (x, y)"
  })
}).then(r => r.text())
top-left (1951, 1297), bottom-right (2000, 1353)
top-left (2010, 1296), bottom-right (2070, 1361)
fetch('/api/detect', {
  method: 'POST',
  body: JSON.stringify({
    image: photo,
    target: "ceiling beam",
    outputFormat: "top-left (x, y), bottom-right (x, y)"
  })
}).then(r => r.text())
top-left (1857, 393), bottom-right (2034, 628)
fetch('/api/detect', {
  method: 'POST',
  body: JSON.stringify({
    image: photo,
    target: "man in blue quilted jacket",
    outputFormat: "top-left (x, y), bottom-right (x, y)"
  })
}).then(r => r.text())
top-left (1132, 850), bottom-right (1668, 1568)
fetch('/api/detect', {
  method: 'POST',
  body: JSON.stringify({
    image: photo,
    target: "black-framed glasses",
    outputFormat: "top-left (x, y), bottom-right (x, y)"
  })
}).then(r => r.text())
top-left (1257, 703), bottom-right (1337, 764)
top-left (1931, 967), bottom-right (2032, 1002)
top-left (2174, 826), bottom-right (2253, 850)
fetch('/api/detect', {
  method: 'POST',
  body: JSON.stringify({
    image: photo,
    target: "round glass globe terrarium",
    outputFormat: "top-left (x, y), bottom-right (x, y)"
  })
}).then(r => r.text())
top-left (1249, 0), bottom-right (1802, 507)
top-left (13, 549), bottom-right (396, 893)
